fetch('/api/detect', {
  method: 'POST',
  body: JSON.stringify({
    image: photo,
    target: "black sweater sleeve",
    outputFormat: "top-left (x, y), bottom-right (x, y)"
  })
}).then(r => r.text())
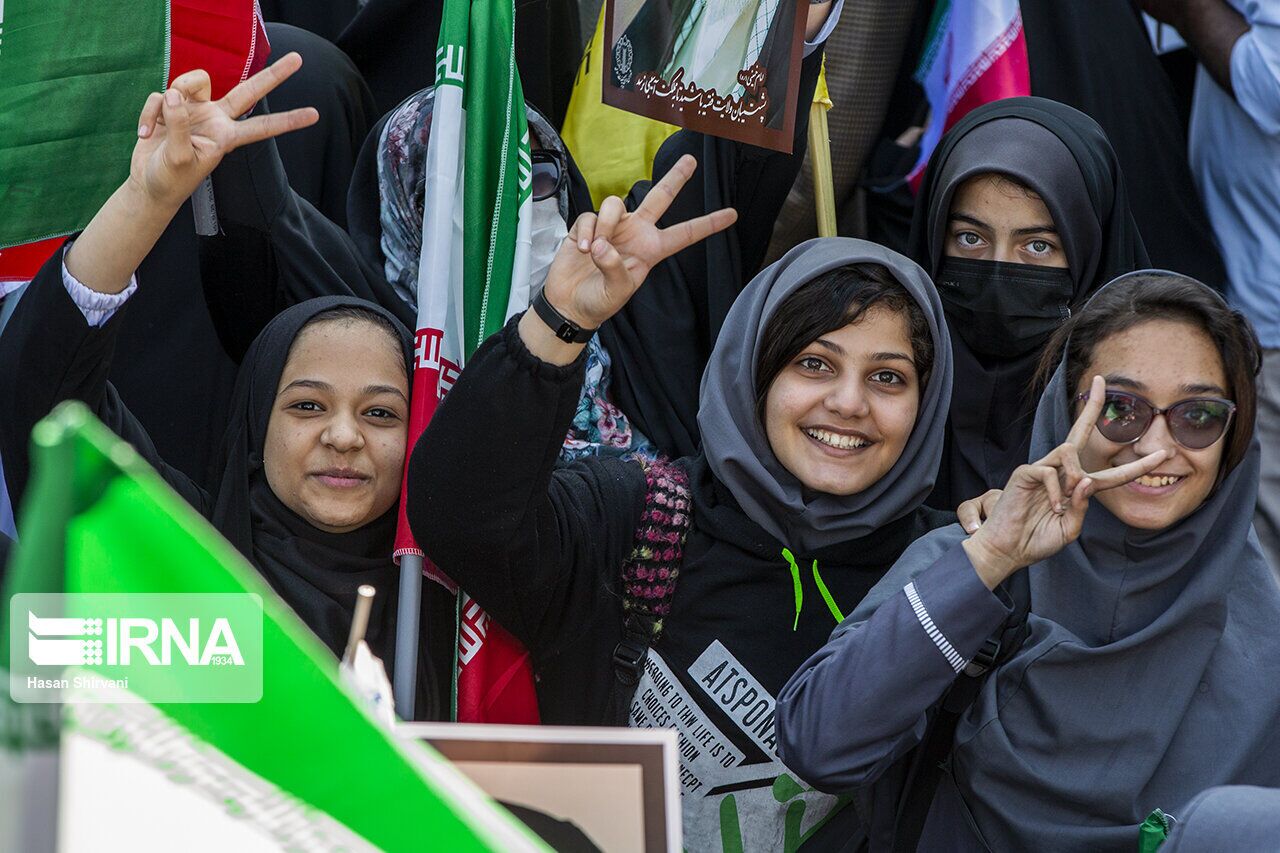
top-left (407, 316), bottom-right (648, 661)
top-left (0, 247), bottom-right (211, 519)
top-left (198, 131), bottom-right (411, 362)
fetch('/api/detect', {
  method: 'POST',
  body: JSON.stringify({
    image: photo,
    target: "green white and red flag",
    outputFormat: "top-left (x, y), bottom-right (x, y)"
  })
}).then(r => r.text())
top-left (907, 0), bottom-right (1030, 189)
top-left (0, 0), bottom-right (268, 282)
top-left (392, 0), bottom-right (539, 724)
top-left (1, 403), bottom-right (545, 851)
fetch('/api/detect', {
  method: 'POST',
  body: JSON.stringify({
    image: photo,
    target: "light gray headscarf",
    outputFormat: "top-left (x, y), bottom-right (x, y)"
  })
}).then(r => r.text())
top-left (697, 237), bottom-right (953, 551)
top-left (939, 272), bottom-right (1280, 849)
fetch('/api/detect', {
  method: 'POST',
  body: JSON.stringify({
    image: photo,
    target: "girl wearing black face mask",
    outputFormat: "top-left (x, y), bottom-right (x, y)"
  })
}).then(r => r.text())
top-left (909, 97), bottom-right (1149, 510)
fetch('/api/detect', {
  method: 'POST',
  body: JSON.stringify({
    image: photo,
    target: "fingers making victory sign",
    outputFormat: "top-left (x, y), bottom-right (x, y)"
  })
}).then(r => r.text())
top-left (64, 53), bottom-right (319, 295)
top-left (539, 154), bottom-right (738, 332)
top-left (963, 375), bottom-right (1171, 589)
top-left (131, 52), bottom-right (319, 208)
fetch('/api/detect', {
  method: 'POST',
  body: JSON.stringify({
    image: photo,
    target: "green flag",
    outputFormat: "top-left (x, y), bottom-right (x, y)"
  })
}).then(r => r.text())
top-left (0, 0), bottom-right (169, 248)
top-left (1, 402), bottom-right (546, 851)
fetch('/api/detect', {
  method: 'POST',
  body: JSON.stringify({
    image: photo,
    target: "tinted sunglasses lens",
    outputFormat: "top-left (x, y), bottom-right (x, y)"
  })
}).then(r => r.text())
top-left (531, 158), bottom-right (561, 201)
top-left (1097, 393), bottom-right (1150, 443)
top-left (1168, 400), bottom-right (1233, 449)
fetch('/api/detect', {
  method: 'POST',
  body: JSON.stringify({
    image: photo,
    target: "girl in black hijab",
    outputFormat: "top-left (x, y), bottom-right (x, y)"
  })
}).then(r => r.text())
top-left (0, 56), bottom-right (448, 717)
top-left (908, 97), bottom-right (1150, 508)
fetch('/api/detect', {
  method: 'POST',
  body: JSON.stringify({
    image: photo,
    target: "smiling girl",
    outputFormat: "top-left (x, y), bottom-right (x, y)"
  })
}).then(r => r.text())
top-left (776, 270), bottom-right (1279, 851)
top-left (0, 59), bottom-right (453, 716)
top-left (407, 166), bottom-right (960, 849)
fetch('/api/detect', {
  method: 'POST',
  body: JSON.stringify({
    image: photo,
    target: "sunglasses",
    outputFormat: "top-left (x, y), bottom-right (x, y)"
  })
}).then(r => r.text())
top-left (1076, 390), bottom-right (1237, 450)
top-left (531, 150), bottom-right (567, 202)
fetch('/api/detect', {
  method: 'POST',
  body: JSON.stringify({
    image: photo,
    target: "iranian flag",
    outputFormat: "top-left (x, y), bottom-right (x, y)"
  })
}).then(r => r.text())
top-left (907, 0), bottom-right (1030, 189)
top-left (392, 0), bottom-right (540, 725)
top-left (0, 0), bottom-right (268, 282)
top-left (0, 403), bottom-right (544, 851)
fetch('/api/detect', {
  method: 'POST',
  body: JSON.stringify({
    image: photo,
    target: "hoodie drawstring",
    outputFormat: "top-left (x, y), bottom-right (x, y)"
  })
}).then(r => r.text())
top-left (782, 548), bottom-right (844, 629)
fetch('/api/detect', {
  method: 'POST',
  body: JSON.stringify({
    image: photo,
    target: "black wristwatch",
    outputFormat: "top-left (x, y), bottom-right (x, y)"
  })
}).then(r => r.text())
top-left (531, 288), bottom-right (598, 344)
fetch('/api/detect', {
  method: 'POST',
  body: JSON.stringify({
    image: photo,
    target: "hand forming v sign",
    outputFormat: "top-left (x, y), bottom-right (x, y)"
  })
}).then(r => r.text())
top-left (963, 375), bottom-right (1171, 589)
top-left (541, 154), bottom-right (738, 331)
top-left (131, 52), bottom-right (319, 208)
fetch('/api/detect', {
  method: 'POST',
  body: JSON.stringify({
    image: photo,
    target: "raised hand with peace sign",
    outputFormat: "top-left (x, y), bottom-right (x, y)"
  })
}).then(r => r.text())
top-left (519, 155), bottom-right (738, 364)
top-left (66, 53), bottom-right (318, 295)
top-left (962, 374), bottom-right (1170, 590)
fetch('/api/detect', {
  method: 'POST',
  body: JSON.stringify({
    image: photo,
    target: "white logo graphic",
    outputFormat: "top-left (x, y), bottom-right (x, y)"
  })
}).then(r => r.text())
top-left (28, 613), bottom-right (104, 666)
top-left (27, 611), bottom-right (244, 668)
top-left (614, 36), bottom-right (635, 87)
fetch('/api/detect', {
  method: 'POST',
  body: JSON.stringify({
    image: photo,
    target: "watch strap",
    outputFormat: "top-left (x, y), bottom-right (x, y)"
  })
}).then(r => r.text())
top-left (531, 288), bottom-right (597, 344)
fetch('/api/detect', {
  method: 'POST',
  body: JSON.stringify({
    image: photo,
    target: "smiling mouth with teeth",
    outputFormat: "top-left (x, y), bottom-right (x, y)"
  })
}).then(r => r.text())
top-left (1135, 474), bottom-right (1185, 488)
top-left (804, 428), bottom-right (871, 450)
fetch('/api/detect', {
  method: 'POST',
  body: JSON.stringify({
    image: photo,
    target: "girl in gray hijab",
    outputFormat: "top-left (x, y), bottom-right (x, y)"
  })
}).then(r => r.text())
top-left (408, 158), bottom-right (961, 850)
top-left (776, 270), bottom-right (1279, 851)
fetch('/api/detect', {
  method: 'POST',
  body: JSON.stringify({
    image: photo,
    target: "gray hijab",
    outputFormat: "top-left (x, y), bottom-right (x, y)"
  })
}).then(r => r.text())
top-left (697, 237), bottom-right (953, 551)
top-left (942, 273), bottom-right (1280, 849)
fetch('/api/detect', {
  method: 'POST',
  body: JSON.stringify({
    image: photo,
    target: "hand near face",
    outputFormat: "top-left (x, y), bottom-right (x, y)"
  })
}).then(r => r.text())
top-left (131, 53), bottom-right (318, 209)
top-left (542, 155), bottom-right (738, 330)
top-left (963, 375), bottom-right (1170, 589)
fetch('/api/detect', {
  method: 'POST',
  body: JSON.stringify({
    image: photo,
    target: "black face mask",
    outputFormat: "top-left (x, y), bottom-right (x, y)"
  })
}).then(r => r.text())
top-left (935, 257), bottom-right (1075, 359)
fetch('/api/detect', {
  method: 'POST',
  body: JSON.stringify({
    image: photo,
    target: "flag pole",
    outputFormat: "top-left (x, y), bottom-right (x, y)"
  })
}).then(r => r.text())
top-left (809, 100), bottom-right (837, 238)
top-left (809, 60), bottom-right (837, 238)
top-left (394, 555), bottom-right (422, 718)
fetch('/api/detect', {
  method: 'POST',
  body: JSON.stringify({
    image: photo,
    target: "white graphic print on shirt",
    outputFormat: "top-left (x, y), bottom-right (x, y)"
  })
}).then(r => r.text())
top-left (629, 640), bottom-right (840, 852)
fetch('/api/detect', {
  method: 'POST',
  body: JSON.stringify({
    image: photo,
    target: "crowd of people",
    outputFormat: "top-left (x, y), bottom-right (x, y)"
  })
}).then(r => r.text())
top-left (2, 1), bottom-right (1278, 850)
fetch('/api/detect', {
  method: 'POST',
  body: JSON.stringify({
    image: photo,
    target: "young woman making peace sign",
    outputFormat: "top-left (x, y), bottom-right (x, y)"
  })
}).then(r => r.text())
top-left (776, 271), bottom-right (1280, 851)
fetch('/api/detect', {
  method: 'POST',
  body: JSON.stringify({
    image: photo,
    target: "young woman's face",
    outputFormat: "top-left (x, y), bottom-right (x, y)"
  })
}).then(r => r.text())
top-left (1076, 319), bottom-right (1230, 530)
top-left (764, 306), bottom-right (921, 496)
top-left (945, 174), bottom-right (1067, 268)
top-left (263, 319), bottom-right (409, 533)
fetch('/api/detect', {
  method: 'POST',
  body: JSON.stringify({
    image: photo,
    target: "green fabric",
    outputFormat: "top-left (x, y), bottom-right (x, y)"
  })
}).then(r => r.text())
top-left (811, 562), bottom-right (844, 623)
top-left (441, 0), bottom-right (531, 351)
top-left (0, 0), bottom-right (169, 248)
top-left (783, 548), bottom-right (803, 631)
top-left (1138, 808), bottom-right (1171, 852)
top-left (1, 402), bottom-right (545, 851)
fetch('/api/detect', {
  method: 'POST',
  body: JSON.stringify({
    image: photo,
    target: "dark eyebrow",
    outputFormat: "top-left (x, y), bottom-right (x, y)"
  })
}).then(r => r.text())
top-left (1011, 224), bottom-right (1058, 237)
top-left (814, 338), bottom-right (846, 356)
top-left (948, 212), bottom-right (990, 231)
top-left (872, 351), bottom-right (916, 366)
top-left (1182, 382), bottom-right (1229, 397)
top-left (280, 378), bottom-right (333, 395)
top-left (1104, 373), bottom-right (1147, 391)
top-left (280, 378), bottom-right (408, 404)
top-left (365, 384), bottom-right (409, 403)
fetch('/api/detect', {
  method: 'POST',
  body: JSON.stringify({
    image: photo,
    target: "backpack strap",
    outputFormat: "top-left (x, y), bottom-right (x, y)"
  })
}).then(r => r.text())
top-left (605, 458), bottom-right (692, 723)
top-left (891, 572), bottom-right (1031, 852)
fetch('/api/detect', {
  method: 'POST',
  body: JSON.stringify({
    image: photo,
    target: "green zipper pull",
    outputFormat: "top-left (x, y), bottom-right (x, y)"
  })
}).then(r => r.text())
top-left (811, 560), bottom-right (845, 624)
top-left (782, 548), bottom-right (803, 631)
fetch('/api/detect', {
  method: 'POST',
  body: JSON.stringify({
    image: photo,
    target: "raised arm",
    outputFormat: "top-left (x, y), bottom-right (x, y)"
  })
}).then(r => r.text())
top-left (408, 158), bottom-right (735, 657)
top-left (777, 377), bottom-right (1171, 790)
top-left (66, 55), bottom-right (317, 294)
top-left (0, 60), bottom-right (316, 518)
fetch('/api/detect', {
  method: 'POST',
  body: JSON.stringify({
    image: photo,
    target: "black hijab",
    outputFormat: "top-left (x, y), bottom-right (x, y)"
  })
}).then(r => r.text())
top-left (260, 23), bottom-right (378, 231)
top-left (908, 97), bottom-right (1149, 507)
top-left (207, 295), bottom-right (441, 715)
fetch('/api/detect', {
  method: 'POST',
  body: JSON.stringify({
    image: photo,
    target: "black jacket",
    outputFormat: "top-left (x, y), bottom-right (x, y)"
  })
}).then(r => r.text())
top-left (408, 316), bottom-right (954, 849)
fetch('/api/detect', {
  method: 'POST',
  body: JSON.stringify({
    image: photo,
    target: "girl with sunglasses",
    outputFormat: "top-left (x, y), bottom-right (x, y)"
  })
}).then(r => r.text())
top-left (775, 270), bottom-right (1279, 851)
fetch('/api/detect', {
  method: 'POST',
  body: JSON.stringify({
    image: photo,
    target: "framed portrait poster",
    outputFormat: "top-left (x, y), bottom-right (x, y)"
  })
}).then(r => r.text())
top-left (400, 722), bottom-right (682, 853)
top-left (602, 0), bottom-right (810, 152)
